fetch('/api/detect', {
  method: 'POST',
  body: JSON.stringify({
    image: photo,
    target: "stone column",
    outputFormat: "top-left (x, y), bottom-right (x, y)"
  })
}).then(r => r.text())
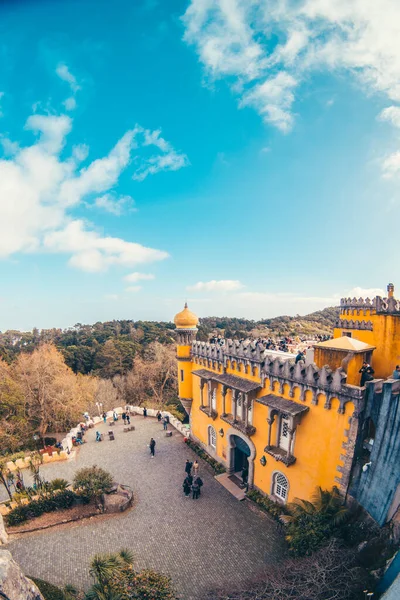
top-left (232, 390), bottom-right (237, 421)
top-left (222, 387), bottom-right (227, 416)
top-left (200, 381), bottom-right (205, 407)
top-left (287, 427), bottom-right (295, 460)
top-left (267, 411), bottom-right (275, 448)
top-left (244, 394), bottom-right (249, 427)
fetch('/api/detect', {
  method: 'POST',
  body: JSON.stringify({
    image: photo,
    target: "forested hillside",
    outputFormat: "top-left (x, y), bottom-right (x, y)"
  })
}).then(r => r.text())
top-left (0, 306), bottom-right (339, 377)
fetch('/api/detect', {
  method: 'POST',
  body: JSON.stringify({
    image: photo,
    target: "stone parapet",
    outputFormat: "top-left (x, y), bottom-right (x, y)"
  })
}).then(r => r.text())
top-left (340, 294), bottom-right (400, 315)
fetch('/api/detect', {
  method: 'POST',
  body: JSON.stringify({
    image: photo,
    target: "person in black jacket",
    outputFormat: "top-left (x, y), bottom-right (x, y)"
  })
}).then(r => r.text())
top-left (185, 460), bottom-right (193, 476)
top-left (359, 362), bottom-right (374, 386)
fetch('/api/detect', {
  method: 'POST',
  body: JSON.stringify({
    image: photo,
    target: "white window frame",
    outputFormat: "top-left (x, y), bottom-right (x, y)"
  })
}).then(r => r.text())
top-left (211, 388), bottom-right (217, 411)
top-left (272, 471), bottom-right (289, 502)
top-left (208, 425), bottom-right (217, 450)
top-left (278, 413), bottom-right (291, 451)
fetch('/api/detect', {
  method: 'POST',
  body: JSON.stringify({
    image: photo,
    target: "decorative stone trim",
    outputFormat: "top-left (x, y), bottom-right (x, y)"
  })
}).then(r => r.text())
top-left (338, 319), bottom-right (373, 331)
top-left (220, 413), bottom-right (256, 437)
top-left (192, 341), bottom-right (364, 414)
top-left (340, 294), bottom-right (400, 314)
top-left (199, 405), bottom-right (218, 420)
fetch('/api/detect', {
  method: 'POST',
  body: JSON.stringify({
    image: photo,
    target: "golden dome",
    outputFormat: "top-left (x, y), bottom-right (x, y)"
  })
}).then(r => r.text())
top-left (174, 303), bottom-right (199, 329)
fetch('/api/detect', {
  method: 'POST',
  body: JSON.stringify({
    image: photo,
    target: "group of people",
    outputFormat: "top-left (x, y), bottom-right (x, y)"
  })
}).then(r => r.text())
top-left (183, 459), bottom-right (203, 499)
top-left (156, 411), bottom-right (170, 430)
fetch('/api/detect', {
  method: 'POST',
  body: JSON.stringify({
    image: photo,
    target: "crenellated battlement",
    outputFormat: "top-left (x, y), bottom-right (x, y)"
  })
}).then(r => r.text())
top-left (192, 340), bottom-right (363, 412)
top-left (338, 319), bottom-right (373, 331)
top-left (340, 295), bottom-right (400, 315)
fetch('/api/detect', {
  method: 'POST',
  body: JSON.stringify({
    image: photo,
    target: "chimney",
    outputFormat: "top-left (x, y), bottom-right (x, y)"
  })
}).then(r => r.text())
top-left (387, 283), bottom-right (395, 298)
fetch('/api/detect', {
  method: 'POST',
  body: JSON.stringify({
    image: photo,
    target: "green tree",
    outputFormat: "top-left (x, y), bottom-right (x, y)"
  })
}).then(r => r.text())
top-left (281, 486), bottom-right (350, 556)
top-left (73, 465), bottom-right (114, 508)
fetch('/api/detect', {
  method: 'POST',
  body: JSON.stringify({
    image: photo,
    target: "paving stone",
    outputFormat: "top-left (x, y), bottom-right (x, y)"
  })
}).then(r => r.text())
top-left (5, 417), bottom-right (285, 599)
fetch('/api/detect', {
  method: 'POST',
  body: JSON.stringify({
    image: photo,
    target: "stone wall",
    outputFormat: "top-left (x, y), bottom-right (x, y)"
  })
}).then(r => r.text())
top-left (0, 549), bottom-right (44, 599)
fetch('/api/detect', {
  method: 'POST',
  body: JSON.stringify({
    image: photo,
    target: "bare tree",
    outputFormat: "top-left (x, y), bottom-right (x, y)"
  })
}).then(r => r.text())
top-left (206, 541), bottom-right (371, 600)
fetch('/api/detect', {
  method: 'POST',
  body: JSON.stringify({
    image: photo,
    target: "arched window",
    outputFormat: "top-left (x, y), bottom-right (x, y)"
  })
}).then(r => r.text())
top-left (208, 425), bottom-right (217, 450)
top-left (211, 388), bottom-right (217, 410)
top-left (272, 472), bottom-right (289, 502)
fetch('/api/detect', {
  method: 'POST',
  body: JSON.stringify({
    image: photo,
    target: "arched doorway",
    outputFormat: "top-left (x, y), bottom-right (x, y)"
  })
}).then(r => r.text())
top-left (226, 428), bottom-right (256, 489)
top-left (232, 435), bottom-right (250, 472)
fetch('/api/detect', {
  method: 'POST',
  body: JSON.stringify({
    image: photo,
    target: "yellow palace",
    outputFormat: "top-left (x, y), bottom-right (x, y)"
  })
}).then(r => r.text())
top-left (173, 284), bottom-right (400, 515)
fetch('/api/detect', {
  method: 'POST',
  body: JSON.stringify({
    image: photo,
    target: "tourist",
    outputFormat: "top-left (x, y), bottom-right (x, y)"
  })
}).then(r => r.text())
top-left (157, 410), bottom-right (162, 422)
top-left (185, 459), bottom-right (193, 476)
top-left (103, 412), bottom-right (107, 424)
top-left (193, 460), bottom-right (199, 477)
top-left (295, 351), bottom-right (304, 364)
top-left (95, 431), bottom-right (102, 442)
top-left (149, 437), bottom-right (156, 457)
top-left (192, 480), bottom-right (200, 500)
top-left (122, 412), bottom-right (126, 425)
top-left (392, 365), bottom-right (400, 380)
top-left (194, 476), bottom-right (203, 495)
top-left (185, 473), bottom-right (193, 486)
top-left (126, 414), bottom-right (131, 425)
top-left (143, 407), bottom-right (147, 418)
top-left (359, 362), bottom-right (375, 386)
top-left (183, 478), bottom-right (191, 497)
top-left (163, 416), bottom-right (168, 431)
top-left (113, 411), bottom-right (118, 422)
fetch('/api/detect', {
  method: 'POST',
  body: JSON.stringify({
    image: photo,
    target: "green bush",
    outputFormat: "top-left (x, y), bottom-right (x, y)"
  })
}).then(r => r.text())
top-left (6, 489), bottom-right (77, 526)
top-left (73, 465), bottom-right (113, 506)
top-left (247, 489), bottom-right (286, 520)
top-left (30, 577), bottom-right (66, 600)
top-left (184, 439), bottom-right (225, 474)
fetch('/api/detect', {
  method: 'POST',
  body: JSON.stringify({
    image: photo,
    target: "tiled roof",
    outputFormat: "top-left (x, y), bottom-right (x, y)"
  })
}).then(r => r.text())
top-left (256, 394), bottom-right (309, 416)
top-left (192, 369), bottom-right (261, 393)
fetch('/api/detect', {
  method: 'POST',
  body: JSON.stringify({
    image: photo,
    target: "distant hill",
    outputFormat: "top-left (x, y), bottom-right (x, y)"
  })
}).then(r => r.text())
top-left (0, 306), bottom-right (340, 376)
top-left (196, 306), bottom-right (340, 341)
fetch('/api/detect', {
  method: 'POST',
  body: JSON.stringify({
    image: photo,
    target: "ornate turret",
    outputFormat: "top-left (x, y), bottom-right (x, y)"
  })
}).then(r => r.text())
top-left (174, 303), bottom-right (199, 416)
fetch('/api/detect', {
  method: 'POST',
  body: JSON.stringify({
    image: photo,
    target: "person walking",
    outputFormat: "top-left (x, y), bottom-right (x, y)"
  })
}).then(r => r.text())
top-left (143, 407), bottom-right (147, 418)
top-left (149, 438), bottom-right (156, 457)
top-left (126, 414), bottom-right (131, 425)
top-left (122, 412), bottom-right (127, 425)
top-left (192, 480), bottom-right (200, 500)
top-left (183, 478), bottom-right (191, 497)
top-left (185, 460), bottom-right (193, 476)
top-left (192, 460), bottom-right (199, 477)
top-left (102, 412), bottom-right (107, 424)
top-left (163, 417), bottom-right (168, 431)
top-left (157, 411), bottom-right (162, 422)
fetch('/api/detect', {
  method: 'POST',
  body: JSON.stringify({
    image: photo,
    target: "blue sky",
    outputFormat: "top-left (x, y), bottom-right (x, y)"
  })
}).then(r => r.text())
top-left (1, 0), bottom-right (400, 330)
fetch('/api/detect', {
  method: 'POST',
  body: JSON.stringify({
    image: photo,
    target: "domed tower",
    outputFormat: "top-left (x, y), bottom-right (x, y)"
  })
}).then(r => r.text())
top-left (174, 303), bottom-right (198, 416)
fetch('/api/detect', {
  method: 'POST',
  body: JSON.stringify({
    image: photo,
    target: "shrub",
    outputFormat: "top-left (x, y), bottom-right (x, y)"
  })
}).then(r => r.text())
top-left (31, 577), bottom-right (66, 600)
top-left (247, 489), bottom-right (286, 520)
top-left (6, 489), bottom-right (77, 526)
top-left (50, 478), bottom-right (70, 491)
top-left (184, 439), bottom-right (225, 474)
top-left (73, 465), bottom-right (113, 507)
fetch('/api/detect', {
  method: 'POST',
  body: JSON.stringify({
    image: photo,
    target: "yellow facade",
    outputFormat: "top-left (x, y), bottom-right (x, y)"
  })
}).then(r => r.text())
top-left (175, 286), bottom-right (400, 505)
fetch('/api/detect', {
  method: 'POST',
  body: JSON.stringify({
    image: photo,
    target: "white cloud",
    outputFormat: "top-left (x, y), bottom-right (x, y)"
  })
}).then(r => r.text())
top-left (124, 272), bottom-right (155, 283)
top-left (126, 285), bottom-right (142, 293)
top-left (94, 193), bottom-right (135, 216)
top-left (183, 0), bottom-right (400, 137)
top-left (105, 294), bottom-right (119, 301)
top-left (0, 110), bottom-right (189, 272)
top-left (56, 64), bottom-right (80, 111)
top-left (346, 286), bottom-right (386, 298)
top-left (133, 128), bottom-right (189, 181)
top-left (187, 280), bottom-right (244, 292)
top-left (63, 97), bottom-right (77, 111)
top-left (379, 106), bottom-right (400, 128)
top-left (56, 64), bottom-right (80, 93)
top-left (43, 220), bottom-right (168, 273)
top-left (382, 151), bottom-right (400, 178)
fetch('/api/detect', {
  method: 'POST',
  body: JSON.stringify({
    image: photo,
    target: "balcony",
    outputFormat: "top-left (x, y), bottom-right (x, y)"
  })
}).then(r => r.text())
top-left (199, 405), bottom-right (218, 420)
top-left (221, 413), bottom-right (256, 437)
top-left (264, 445), bottom-right (296, 466)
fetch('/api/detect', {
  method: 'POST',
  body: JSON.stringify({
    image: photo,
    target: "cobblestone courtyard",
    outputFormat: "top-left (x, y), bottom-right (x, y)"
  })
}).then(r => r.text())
top-left (6, 417), bottom-right (285, 599)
